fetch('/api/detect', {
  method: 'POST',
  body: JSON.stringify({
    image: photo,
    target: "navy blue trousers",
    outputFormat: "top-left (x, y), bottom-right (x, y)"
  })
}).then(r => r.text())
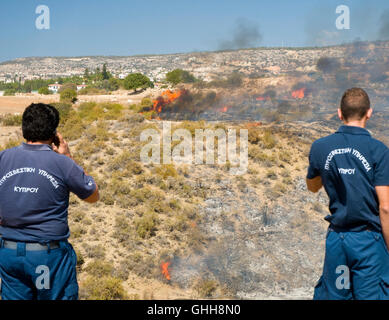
top-left (314, 228), bottom-right (389, 300)
top-left (0, 240), bottom-right (78, 300)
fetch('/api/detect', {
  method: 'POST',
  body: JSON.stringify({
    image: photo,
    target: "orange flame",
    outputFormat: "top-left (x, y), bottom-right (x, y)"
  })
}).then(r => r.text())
top-left (161, 262), bottom-right (171, 280)
top-left (245, 122), bottom-right (262, 128)
top-left (292, 88), bottom-right (306, 99)
top-left (217, 105), bottom-right (230, 113)
top-left (153, 90), bottom-right (182, 113)
top-left (256, 96), bottom-right (271, 101)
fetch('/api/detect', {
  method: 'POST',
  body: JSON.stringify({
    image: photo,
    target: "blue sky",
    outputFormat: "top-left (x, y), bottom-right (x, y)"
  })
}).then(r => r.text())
top-left (0, 0), bottom-right (387, 62)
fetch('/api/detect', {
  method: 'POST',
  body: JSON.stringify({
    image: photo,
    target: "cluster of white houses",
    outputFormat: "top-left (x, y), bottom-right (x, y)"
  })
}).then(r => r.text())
top-left (48, 83), bottom-right (87, 93)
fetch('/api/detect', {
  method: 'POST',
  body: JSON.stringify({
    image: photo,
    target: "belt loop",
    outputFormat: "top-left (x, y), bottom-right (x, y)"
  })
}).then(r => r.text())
top-left (16, 243), bottom-right (26, 257)
top-left (47, 242), bottom-right (51, 254)
top-left (0, 237), bottom-right (4, 248)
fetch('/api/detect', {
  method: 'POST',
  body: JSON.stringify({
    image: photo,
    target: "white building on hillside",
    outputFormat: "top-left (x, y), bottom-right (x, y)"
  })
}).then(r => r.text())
top-left (76, 84), bottom-right (87, 91)
top-left (48, 83), bottom-right (62, 93)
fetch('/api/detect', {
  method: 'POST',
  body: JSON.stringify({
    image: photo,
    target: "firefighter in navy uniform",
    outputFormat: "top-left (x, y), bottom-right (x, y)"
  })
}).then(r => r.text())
top-left (307, 88), bottom-right (389, 300)
top-left (0, 103), bottom-right (99, 300)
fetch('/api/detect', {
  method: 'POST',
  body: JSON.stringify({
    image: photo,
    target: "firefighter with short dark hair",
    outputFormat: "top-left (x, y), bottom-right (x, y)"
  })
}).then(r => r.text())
top-left (307, 88), bottom-right (389, 300)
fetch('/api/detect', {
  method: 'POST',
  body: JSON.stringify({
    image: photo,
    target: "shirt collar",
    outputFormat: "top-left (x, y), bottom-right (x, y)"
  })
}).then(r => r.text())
top-left (21, 142), bottom-right (53, 151)
top-left (336, 125), bottom-right (371, 136)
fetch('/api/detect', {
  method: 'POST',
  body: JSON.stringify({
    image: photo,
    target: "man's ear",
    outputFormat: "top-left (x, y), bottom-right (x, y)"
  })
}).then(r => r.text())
top-left (366, 108), bottom-right (373, 120)
top-left (338, 109), bottom-right (344, 121)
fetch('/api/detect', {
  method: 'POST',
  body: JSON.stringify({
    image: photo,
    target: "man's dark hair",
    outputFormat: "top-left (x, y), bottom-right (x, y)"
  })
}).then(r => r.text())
top-left (22, 103), bottom-right (60, 142)
top-left (340, 88), bottom-right (371, 121)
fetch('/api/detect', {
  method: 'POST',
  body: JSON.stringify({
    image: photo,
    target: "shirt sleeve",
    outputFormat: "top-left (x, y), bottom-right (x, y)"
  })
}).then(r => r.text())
top-left (374, 148), bottom-right (389, 186)
top-left (66, 161), bottom-right (97, 200)
top-left (307, 143), bottom-right (320, 179)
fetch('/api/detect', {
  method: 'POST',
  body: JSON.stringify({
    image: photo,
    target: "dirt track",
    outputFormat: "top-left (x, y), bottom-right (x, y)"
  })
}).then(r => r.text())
top-left (0, 95), bottom-right (59, 114)
top-left (0, 89), bottom-right (157, 114)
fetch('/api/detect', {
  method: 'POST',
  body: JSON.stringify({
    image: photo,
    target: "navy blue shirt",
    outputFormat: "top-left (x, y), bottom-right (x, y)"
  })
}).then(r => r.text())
top-left (0, 143), bottom-right (96, 242)
top-left (307, 125), bottom-right (389, 232)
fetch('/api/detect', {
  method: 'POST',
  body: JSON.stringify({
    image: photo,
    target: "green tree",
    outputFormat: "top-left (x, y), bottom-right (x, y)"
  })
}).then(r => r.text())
top-left (3, 89), bottom-right (16, 96)
top-left (38, 87), bottom-right (51, 95)
top-left (123, 73), bottom-right (153, 92)
top-left (107, 78), bottom-right (120, 91)
top-left (60, 89), bottom-right (77, 104)
top-left (84, 68), bottom-right (90, 79)
top-left (102, 63), bottom-right (110, 80)
top-left (165, 69), bottom-right (196, 85)
top-left (58, 83), bottom-right (77, 93)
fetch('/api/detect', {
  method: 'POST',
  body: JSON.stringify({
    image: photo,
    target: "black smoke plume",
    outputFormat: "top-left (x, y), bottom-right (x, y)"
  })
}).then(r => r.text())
top-left (218, 18), bottom-right (262, 50)
top-left (378, 10), bottom-right (389, 40)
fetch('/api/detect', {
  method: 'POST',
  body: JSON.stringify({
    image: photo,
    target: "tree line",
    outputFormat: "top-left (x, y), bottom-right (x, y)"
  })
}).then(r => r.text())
top-left (0, 65), bottom-right (198, 96)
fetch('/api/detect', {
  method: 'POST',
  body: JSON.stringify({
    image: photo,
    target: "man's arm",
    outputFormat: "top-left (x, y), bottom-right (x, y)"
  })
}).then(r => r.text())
top-left (306, 176), bottom-right (323, 193)
top-left (376, 186), bottom-right (389, 250)
top-left (83, 184), bottom-right (99, 203)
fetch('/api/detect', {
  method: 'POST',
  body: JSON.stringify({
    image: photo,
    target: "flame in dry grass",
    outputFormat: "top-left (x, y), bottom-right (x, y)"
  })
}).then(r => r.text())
top-left (291, 88), bottom-right (306, 99)
top-left (153, 90), bottom-right (183, 113)
top-left (256, 96), bottom-right (271, 101)
top-left (161, 261), bottom-right (171, 281)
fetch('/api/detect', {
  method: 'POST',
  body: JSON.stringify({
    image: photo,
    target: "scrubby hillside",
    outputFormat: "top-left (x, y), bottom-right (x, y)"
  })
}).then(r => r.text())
top-left (0, 103), bottom-right (341, 299)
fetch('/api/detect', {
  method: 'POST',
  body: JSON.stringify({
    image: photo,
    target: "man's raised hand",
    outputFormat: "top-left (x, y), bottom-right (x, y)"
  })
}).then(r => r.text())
top-left (52, 132), bottom-right (72, 158)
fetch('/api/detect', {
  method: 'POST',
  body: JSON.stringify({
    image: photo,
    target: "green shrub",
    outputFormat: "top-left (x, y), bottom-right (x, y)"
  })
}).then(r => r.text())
top-left (85, 121), bottom-right (111, 142)
top-left (271, 181), bottom-right (287, 196)
top-left (38, 87), bottom-right (51, 95)
top-left (194, 279), bottom-right (218, 298)
top-left (83, 244), bottom-right (106, 259)
top-left (114, 260), bottom-right (131, 280)
top-left (74, 248), bottom-right (85, 272)
top-left (168, 199), bottom-right (181, 210)
top-left (60, 112), bottom-right (86, 140)
top-left (175, 121), bottom-right (207, 136)
top-left (110, 177), bottom-right (132, 195)
top-left (139, 98), bottom-right (153, 111)
top-left (154, 164), bottom-right (177, 179)
top-left (75, 138), bottom-right (106, 159)
top-left (69, 210), bottom-right (86, 222)
top-left (113, 216), bottom-right (132, 242)
top-left (84, 260), bottom-right (114, 277)
top-left (70, 225), bottom-right (87, 239)
top-left (81, 275), bottom-right (127, 300)
top-left (124, 252), bottom-right (157, 278)
top-left (128, 104), bottom-right (144, 113)
top-left (1, 114), bottom-right (22, 126)
top-left (262, 130), bottom-right (276, 149)
top-left (108, 150), bottom-right (134, 171)
top-left (279, 150), bottom-right (292, 164)
top-left (168, 213), bottom-right (188, 232)
top-left (248, 128), bottom-right (262, 144)
top-left (165, 69), bottom-right (196, 85)
top-left (78, 102), bottom-right (124, 121)
top-left (52, 102), bottom-right (72, 123)
top-left (78, 87), bottom-right (106, 95)
top-left (101, 192), bottom-right (115, 205)
top-left (129, 187), bottom-right (163, 206)
top-left (135, 211), bottom-right (158, 239)
top-left (99, 103), bottom-right (124, 120)
top-left (60, 89), bottom-right (77, 103)
top-left (266, 169), bottom-right (277, 180)
top-left (3, 89), bottom-right (16, 96)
